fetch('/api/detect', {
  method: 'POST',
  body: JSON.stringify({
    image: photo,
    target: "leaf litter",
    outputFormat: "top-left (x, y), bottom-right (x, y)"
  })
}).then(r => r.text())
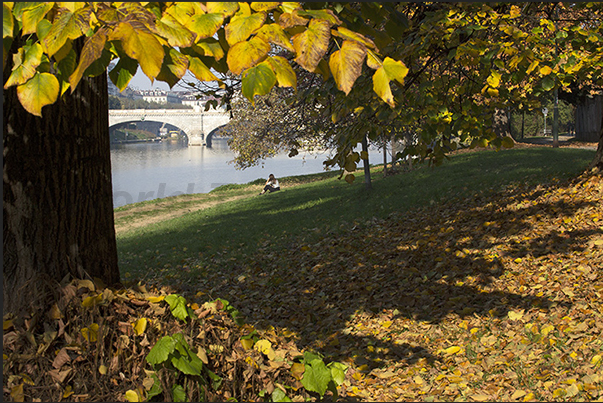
top-left (3, 171), bottom-right (602, 401)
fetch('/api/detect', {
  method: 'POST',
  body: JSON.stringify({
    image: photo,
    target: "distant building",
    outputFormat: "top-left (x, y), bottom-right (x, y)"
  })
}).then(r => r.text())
top-left (132, 89), bottom-right (182, 104)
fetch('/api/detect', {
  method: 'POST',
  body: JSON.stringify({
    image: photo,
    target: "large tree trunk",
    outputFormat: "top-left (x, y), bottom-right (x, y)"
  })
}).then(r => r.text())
top-left (575, 94), bottom-right (602, 143)
top-left (3, 42), bottom-right (120, 315)
top-left (587, 113), bottom-right (603, 171)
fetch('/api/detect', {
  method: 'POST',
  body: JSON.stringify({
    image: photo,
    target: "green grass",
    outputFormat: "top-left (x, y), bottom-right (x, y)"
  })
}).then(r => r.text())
top-left (116, 147), bottom-right (595, 281)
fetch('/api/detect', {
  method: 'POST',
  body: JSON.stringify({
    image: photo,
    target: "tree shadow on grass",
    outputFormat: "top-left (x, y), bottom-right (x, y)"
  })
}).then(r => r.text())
top-left (121, 165), bottom-right (600, 399)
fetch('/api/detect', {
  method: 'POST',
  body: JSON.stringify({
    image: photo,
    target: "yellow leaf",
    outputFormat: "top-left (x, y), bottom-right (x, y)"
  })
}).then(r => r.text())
top-left (292, 19), bottom-right (331, 72)
top-left (251, 3), bottom-right (280, 12)
top-left (99, 364), bottom-right (107, 375)
top-left (413, 375), bottom-right (424, 385)
top-left (42, 8), bottom-right (90, 57)
top-left (523, 392), bottom-right (535, 401)
top-left (63, 385), bottom-right (74, 399)
top-left (132, 318), bottom-right (148, 336)
top-left (155, 13), bottom-right (196, 48)
top-left (373, 67), bottom-right (394, 107)
top-left (487, 71), bottom-right (501, 88)
top-left (3, 319), bottom-right (14, 330)
top-left (16, 72), bottom-right (59, 117)
top-left (125, 389), bottom-right (141, 402)
top-left (592, 354), bottom-right (602, 366)
top-left (197, 347), bottom-right (209, 364)
top-left (240, 338), bottom-right (254, 350)
top-left (445, 345), bottom-right (462, 355)
top-left (108, 22), bottom-right (164, 81)
top-left (526, 60), bottom-right (539, 74)
top-left (381, 320), bottom-right (392, 328)
top-left (147, 295), bottom-right (165, 303)
top-left (185, 13), bottom-right (224, 41)
top-left (256, 23), bottom-right (295, 52)
top-left (508, 309), bottom-right (524, 321)
top-left (10, 383), bottom-right (24, 402)
top-left (4, 43), bottom-right (43, 89)
top-left (254, 339), bottom-right (276, 360)
top-left (329, 40), bottom-right (366, 95)
top-left (332, 26), bottom-right (376, 49)
top-left (206, 2), bottom-right (239, 18)
top-left (266, 56), bottom-right (296, 88)
top-left (514, 258), bottom-right (522, 263)
top-left (471, 394), bottom-right (492, 402)
top-left (511, 390), bottom-right (527, 400)
top-left (541, 324), bottom-right (554, 337)
top-left (69, 29), bottom-right (107, 91)
top-left (227, 36), bottom-right (271, 75)
top-left (539, 65), bottom-right (552, 76)
top-left (225, 11), bottom-right (266, 46)
top-left (81, 323), bottom-right (99, 342)
top-left (81, 293), bottom-right (103, 308)
top-left (290, 362), bottom-right (305, 380)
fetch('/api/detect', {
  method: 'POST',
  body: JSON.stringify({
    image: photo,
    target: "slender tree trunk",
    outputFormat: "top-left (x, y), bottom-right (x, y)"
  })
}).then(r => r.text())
top-left (3, 39), bottom-right (120, 315)
top-left (361, 134), bottom-right (372, 190)
top-left (383, 139), bottom-right (388, 177)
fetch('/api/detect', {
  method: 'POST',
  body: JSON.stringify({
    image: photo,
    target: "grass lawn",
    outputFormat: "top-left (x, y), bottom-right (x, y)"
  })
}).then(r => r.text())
top-left (116, 146), bottom-right (594, 283)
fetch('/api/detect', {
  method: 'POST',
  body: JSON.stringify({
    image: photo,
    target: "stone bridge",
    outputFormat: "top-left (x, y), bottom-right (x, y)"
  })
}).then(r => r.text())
top-left (108, 108), bottom-right (230, 146)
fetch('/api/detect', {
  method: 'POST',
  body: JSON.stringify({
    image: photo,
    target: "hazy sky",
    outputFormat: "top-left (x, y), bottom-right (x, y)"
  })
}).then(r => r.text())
top-left (128, 69), bottom-right (198, 91)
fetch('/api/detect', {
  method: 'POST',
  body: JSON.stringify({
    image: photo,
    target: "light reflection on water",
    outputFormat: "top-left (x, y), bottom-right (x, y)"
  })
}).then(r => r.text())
top-left (110, 138), bottom-right (349, 208)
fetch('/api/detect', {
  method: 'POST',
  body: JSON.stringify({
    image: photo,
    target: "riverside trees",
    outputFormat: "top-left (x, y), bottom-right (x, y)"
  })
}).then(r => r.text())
top-left (3, 2), bottom-right (602, 314)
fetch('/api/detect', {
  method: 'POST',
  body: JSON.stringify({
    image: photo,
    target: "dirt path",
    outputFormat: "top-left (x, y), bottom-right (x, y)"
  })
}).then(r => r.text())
top-left (113, 192), bottom-right (253, 236)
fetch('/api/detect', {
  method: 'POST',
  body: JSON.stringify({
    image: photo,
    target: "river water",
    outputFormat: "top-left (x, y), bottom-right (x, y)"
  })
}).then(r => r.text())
top-left (110, 138), bottom-right (384, 208)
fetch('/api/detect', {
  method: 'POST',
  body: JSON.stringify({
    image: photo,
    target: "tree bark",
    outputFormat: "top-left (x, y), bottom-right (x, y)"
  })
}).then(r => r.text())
top-left (361, 134), bottom-right (372, 190)
top-left (587, 112), bottom-right (603, 171)
top-left (3, 40), bottom-right (120, 315)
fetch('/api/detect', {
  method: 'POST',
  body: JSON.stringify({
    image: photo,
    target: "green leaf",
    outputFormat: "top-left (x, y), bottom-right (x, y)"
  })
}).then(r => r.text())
top-left (165, 294), bottom-right (189, 321)
top-left (267, 56), bottom-right (296, 88)
top-left (271, 388), bottom-right (292, 402)
top-left (225, 11), bottom-right (266, 46)
top-left (108, 22), bottom-right (164, 81)
top-left (146, 336), bottom-right (176, 366)
top-left (501, 136), bottom-right (515, 148)
top-left (227, 36), bottom-right (271, 75)
top-left (185, 13), bottom-right (224, 42)
top-left (146, 373), bottom-right (163, 400)
top-left (292, 19), bottom-right (331, 72)
top-left (206, 368), bottom-right (223, 391)
top-left (328, 362), bottom-right (347, 385)
top-left (172, 385), bottom-right (186, 402)
top-left (16, 72), bottom-right (59, 117)
top-left (301, 358), bottom-right (332, 397)
top-left (541, 75), bottom-right (555, 91)
top-left (241, 61), bottom-right (277, 103)
top-left (108, 54), bottom-right (138, 92)
top-left (329, 40), bottom-right (366, 95)
top-left (21, 3), bottom-right (54, 35)
top-left (69, 28), bottom-right (108, 91)
top-left (4, 43), bottom-right (43, 89)
top-left (157, 47), bottom-right (189, 88)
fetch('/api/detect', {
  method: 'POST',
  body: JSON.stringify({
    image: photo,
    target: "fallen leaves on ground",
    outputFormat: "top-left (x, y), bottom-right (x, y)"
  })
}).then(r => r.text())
top-left (4, 171), bottom-right (602, 402)
top-left (179, 171), bottom-right (601, 401)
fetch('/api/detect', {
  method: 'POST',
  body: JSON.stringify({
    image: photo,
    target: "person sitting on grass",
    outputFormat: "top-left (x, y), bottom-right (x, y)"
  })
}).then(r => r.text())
top-left (260, 174), bottom-right (280, 195)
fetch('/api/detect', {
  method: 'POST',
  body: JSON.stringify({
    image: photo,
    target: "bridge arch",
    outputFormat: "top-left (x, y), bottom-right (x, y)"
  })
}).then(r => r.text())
top-left (108, 109), bottom-right (230, 146)
top-left (204, 124), bottom-right (232, 147)
top-left (109, 120), bottom-right (189, 142)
